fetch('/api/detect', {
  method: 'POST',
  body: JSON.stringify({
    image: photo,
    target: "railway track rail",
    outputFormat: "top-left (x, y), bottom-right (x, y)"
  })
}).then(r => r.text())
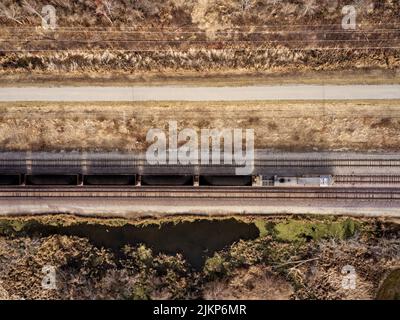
top-left (334, 175), bottom-right (400, 184)
top-left (3, 158), bottom-right (400, 168)
top-left (2, 186), bottom-right (400, 200)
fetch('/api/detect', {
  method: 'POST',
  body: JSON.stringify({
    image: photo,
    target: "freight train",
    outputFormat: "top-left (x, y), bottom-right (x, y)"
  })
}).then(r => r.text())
top-left (0, 173), bottom-right (334, 187)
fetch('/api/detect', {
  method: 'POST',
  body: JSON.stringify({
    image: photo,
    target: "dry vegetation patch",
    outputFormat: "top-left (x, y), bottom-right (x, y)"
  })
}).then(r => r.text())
top-left (202, 265), bottom-right (294, 300)
top-left (1, 100), bottom-right (400, 152)
top-left (0, 1), bottom-right (399, 81)
top-left (0, 215), bottom-right (397, 300)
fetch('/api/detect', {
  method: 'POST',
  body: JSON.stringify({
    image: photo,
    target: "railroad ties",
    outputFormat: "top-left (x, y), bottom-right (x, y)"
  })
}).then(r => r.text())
top-left (0, 187), bottom-right (399, 200)
top-left (0, 152), bottom-right (400, 201)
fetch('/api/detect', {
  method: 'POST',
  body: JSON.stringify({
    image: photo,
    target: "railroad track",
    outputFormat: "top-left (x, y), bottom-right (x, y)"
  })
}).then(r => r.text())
top-left (335, 175), bottom-right (400, 184)
top-left (1, 186), bottom-right (400, 200)
top-left (3, 158), bottom-right (400, 168)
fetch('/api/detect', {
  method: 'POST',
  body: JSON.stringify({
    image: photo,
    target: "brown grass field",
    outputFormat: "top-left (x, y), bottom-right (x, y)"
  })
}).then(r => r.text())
top-left (0, 0), bottom-right (399, 83)
top-left (0, 100), bottom-right (400, 152)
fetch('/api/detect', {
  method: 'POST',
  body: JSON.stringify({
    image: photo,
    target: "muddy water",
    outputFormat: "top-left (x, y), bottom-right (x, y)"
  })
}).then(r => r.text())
top-left (22, 218), bottom-right (259, 269)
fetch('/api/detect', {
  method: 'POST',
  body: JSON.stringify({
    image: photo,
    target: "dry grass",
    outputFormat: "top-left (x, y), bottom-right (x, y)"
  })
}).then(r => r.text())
top-left (0, 0), bottom-right (398, 28)
top-left (295, 238), bottom-right (400, 299)
top-left (1, 100), bottom-right (400, 152)
top-left (203, 265), bottom-right (294, 300)
top-left (0, 48), bottom-right (398, 75)
top-left (0, 1), bottom-right (399, 80)
top-left (0, 68), bottom-right (399, 87)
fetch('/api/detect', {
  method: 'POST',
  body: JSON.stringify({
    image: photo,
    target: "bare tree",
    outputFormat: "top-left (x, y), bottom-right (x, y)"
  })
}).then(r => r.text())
top-left (95, 0), bottom-right (114, 25)
top-left (22, 0), bottom-right (46, 24)
top-left (0, 3), bottom-right (23, 25)
top-left (301, 0), bottom-right (319, 16)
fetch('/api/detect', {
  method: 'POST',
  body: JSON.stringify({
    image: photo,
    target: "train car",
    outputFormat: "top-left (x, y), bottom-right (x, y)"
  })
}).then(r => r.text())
top-left (270, 175), bottom-right (333, 187)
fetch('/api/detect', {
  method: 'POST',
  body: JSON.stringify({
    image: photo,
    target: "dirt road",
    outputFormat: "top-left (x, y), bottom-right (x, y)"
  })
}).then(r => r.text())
top-left (0, 85), bottom-right (400, 101)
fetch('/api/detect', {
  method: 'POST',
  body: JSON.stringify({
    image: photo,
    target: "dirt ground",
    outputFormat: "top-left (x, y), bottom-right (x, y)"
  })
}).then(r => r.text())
top-left (1, 100), bottom-right (400, 152)
top-left (0, 69), bottom-right (399, 87)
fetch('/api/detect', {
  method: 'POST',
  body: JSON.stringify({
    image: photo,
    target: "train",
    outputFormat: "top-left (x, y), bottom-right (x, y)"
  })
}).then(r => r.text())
top-left (265, 175), bottom-right (334, 187)
top-left (0, 173), bottom-right (334, 188)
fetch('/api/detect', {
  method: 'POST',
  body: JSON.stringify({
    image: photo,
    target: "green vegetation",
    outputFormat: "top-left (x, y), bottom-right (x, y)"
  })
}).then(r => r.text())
top-left (270, 218), bottom-right (358, 242)
top-left (0, 215), bottom-right (360, 241)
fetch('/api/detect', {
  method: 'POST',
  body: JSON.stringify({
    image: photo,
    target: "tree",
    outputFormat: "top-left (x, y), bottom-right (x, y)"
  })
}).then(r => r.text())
top-left (95, 0), bottom-right (114, 25)
top-left (22, 0), bottom-right (46, 24)
top-left (301, 0), bottom-right (319, 17)
top-left (0, 3), bottom-right (23, 25)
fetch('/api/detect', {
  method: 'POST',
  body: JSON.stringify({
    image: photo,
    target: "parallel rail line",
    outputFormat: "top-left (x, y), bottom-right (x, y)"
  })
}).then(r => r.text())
top-left (2, 159), bottom-right (400, 168)
top-left (1, 187), bottom-right (400, 200)
top-left (335, 175), bottom-right (400, 184)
